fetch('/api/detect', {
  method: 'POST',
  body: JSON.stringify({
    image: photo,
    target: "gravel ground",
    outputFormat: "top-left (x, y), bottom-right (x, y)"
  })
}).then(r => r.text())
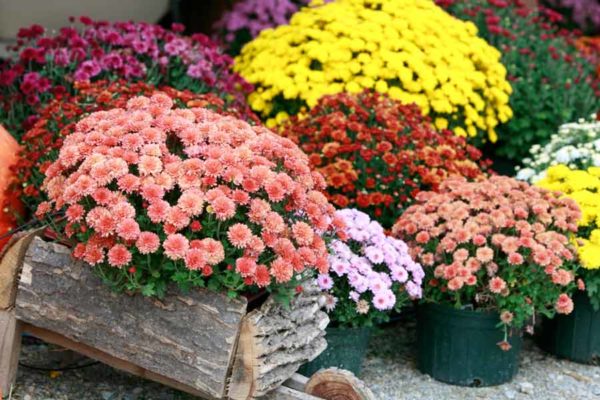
top-left (8, 318), bottom-right (600, 400)
top-left (364, 319), bottom-right (600, 400)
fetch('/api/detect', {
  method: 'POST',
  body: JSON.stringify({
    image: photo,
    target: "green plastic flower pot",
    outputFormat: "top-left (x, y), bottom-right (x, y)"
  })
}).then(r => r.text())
top-left (539, 292), bottom-right (600, 364)
top-left (299, 326), bottom-right (371, 376)
top-left (417, 303), bottom-right (522, 387)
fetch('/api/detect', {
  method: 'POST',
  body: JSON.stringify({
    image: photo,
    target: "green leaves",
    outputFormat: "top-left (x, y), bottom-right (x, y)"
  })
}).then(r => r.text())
top-left (141, 283), bottom-right (156, 297)
top-left (581, 269), bottom-right (600, 311)
top-left (443, 0), bottom-right (600, 162)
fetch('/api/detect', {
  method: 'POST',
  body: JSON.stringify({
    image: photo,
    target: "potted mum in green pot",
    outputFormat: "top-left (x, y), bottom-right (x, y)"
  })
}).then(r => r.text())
top-left (301, 208), bottom-right (424, 376)
top-left (536, 164), bottom-right (600, 363)
top-left (393, 176), bottom-right (581, 386)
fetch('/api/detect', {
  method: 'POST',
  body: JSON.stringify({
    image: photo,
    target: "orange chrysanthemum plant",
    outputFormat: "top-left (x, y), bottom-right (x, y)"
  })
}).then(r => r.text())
top-left (393, 176), bottom-right (581, 345)
top-left (281, 91), bottom-right (492, 229)
top-left (37, 93), bottom-right (342, 302)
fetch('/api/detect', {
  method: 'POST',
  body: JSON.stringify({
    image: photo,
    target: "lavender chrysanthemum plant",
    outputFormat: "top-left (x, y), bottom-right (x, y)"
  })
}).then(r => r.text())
top-left (213, 0), bottom-right (311, 56)
top-left (317, 209), bottom-right (424, 327)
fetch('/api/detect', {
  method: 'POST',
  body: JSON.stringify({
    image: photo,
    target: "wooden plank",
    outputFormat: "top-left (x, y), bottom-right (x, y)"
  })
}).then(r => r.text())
top-left (0, 230), bottom-right (41, 309)
top-left (19, 327), bottom-right (322, 400)
top-left (228, 315), bottom-right (259, 400)
top-left (0, 310), bottom-right (22, 397)
top-left (15, 237), bottom-right (248, 400)
top-left (260, 386), bottom-right (321, 400)
top-left (283, 374), bottom-right (309, 392)
top-left (20, 323), bottom-right (209, 398)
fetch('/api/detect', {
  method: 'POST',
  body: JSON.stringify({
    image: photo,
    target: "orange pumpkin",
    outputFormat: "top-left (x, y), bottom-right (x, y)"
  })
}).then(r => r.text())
top-left (0, 125), bottom-right (23, 251)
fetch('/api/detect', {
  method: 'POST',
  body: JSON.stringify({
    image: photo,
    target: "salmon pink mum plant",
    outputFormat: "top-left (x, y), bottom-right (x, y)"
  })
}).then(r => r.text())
top-left (11, 79), bottom-right (258, 218)
top-left (319, 209), bottom-right (424, 327)
top-left (37, 93), bottom-right (340, 302)
top-left (393, 176), bottom-right (581, 344)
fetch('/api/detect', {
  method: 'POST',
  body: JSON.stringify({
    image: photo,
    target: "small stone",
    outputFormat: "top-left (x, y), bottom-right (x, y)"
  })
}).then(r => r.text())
top-left (592, 385), bottom-right (600, 396)
top-left (24, 395), bottom-right (32, 400)
top-left (519, 382), bottom-right (534, 394)
top-left (101, 391), bottom-right (114, 400)
top-left (504, 388), bottom-right (517, 399)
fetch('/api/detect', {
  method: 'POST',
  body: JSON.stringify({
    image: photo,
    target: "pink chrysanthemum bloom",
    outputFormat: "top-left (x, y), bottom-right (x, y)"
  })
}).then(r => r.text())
top-left (292, 221), bottom-right (314, 247)
top-left (107, 244), bottom-right (132, 267)
top-left (136, 232), bottom-right (160, 255)
top-left (555, 293), bottom-right (574, 314)
top-left (211, 196), bottom-right (236, 221)
top-left (227, 223), bottom-right (253, 248)
top-left (236, 257), bottom-right (257, 277)
top-left (116, 218), bottom-right (141, 241)
top-left (271, 257), bottom-right (294, 283)
top-left (163, 234), bottom-right (190, 261)
top-left (475, 247), bottom-right (494, 263)
top-left (185, 248), bottom-right (207, 271)
top-left (489, 276), bottom-right (507, 294)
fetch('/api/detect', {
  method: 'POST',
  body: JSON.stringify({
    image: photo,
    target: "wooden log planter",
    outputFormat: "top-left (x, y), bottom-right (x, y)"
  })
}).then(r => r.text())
top-left (0, 233), bottom-right (374, 400)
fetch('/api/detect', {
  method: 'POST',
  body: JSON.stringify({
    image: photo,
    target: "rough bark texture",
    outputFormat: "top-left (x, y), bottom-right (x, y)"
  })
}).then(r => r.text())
top-left (228, 284), bottom-right (329, 399)
top-left (15, 237), bottom-right (247, 400)
top-left (305, 368), bottom-right (375, 400)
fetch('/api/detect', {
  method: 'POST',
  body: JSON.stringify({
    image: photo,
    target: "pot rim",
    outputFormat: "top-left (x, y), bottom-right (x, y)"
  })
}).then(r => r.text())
top-left (419, 301), bottom-right (502, 322)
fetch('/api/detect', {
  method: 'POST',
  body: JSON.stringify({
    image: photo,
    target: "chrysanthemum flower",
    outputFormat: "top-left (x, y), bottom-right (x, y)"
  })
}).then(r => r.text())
top-left (107, 244), bottom-right (132, 267)
top-left (394, 175), bottom-right (580, 333)
top-left (136, 232), bottom-right (161, 255)
top-left (38, 93), bottom-right (340, 300)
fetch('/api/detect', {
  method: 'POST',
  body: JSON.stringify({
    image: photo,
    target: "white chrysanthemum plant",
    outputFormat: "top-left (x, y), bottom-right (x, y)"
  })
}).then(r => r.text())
top-left (516, 114), bottom-right (600, 183)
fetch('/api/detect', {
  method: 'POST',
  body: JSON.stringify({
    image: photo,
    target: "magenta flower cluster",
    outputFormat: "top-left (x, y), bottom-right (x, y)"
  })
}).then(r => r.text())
top-left (0, 17), bottom-right (253, 136)
top-left (213, 0), bottom-right (310, 55)
top-left (543, 0), bottom-right (600, 33)
top-left (317, 209), bottom-right (423, 327)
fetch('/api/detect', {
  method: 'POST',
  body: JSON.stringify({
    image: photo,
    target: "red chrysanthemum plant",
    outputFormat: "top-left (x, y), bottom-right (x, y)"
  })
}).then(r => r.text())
top-left (36, 93), bottom-right (342, 303)
top-left (281, 90), bottom-right (492, 229)
top-left (393, 176), bottom-right (581, 348)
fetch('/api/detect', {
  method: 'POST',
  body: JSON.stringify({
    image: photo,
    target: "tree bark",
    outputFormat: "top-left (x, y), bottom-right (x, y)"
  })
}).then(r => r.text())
top-left (15, 237), bottom-right (248, 400)
top-left (228, 284), bottom-right (329, 399)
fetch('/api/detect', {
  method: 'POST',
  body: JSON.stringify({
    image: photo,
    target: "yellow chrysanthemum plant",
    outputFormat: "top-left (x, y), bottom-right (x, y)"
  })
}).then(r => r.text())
top-left (234, 0), bottom-right (513, 143)
top-left (537, 165), bottom-right (600, 309)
